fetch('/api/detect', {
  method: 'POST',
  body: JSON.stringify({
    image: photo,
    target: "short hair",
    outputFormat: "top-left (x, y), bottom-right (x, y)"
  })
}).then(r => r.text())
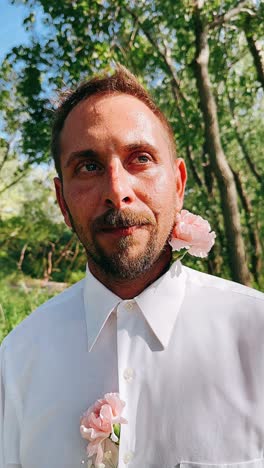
top-left (51, 65), bottom-right (176, 178)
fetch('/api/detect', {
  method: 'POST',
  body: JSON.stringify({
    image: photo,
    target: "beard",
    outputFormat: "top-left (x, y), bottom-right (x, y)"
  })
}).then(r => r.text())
top-left (66, 206), bottom-right (174, 280)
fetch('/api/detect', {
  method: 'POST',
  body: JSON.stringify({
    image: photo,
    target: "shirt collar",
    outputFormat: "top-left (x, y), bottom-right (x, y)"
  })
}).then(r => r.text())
top-left (83, 264), bottom-right (121, 352)
top-left (83, 261), bottom-right (187, 352)
top-left (135, 260), bottom-right (187, 348)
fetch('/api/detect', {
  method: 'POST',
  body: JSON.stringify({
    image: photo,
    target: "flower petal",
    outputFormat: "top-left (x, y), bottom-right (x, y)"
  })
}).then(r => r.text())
top-left (170, 210), bottom-right (216, 258)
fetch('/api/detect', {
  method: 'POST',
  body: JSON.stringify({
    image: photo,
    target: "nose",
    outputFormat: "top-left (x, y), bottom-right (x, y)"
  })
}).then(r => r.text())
top-left (103, 158), bottom-right (135, 209)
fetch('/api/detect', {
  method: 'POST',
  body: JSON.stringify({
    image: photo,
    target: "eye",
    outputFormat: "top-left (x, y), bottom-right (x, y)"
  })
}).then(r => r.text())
top-left (133, 153), bottom-right (151, 164)
top-left (76, 161), bottom-right (102, 173)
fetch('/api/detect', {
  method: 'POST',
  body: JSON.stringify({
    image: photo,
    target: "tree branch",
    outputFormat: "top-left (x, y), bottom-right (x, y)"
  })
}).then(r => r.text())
top-left (54, 235), bottom-right (75, 267)
top-left (128, 21), bottom-right (139, 50)
top-left (0, 304), bottom-right (5, 323)
top-left (17, 243), bottom-right (28, 270)
top-left (0, 136), bottom-right (16, 173)
top-left (209, 0), bottom-right (252, 29)
top-left (0, 172), bottom-right (25, 195)
top-left (124, 6), bottom-right (186, 102)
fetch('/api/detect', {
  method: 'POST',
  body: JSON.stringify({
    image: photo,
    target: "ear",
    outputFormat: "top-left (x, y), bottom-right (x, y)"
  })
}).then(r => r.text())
top-left (54, 177), bottom-right (72, 229)
top-left (174, 158), bottom-right (187, 211)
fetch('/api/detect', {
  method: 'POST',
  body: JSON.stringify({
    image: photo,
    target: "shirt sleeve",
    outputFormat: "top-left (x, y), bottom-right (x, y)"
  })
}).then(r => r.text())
top-left (0, 342), bottom-right (21, 468)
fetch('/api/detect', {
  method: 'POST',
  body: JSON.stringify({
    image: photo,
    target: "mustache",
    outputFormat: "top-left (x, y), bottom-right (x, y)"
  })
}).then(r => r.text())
top-left (92, 208), bottom-right (156, 231)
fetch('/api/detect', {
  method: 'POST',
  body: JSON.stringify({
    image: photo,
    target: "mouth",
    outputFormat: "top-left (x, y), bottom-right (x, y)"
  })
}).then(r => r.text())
top-left (100, 225), bottom-right (141, 237)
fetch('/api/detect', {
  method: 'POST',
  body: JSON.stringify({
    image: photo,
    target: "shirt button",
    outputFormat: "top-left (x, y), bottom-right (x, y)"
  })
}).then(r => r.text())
top-left (123, 367), bottom-right (135, 382)
top-left (125, 300), bottom-right (134, 311)
top-left (123, 451), bottom-right (134, 464)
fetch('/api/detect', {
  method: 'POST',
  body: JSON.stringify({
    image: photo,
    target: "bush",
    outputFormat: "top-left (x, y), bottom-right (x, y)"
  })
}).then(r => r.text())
top-left (0, 273), bottom-right (67, 343)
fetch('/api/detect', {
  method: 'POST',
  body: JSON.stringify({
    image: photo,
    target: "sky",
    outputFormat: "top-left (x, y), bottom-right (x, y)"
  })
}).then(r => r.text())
top-left (0, 0), bottom-right (30, 61)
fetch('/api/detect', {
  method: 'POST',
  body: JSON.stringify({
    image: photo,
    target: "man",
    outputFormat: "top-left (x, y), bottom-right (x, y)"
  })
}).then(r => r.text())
top-left (0, 66), bottom-right (264, 468)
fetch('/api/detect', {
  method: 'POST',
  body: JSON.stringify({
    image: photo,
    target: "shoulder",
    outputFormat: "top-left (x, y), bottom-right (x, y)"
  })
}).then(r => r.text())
top-left (180, 265), bottom-right (264, 348)
top-left (182, 264), bottom-right (264, 305)
top-left (1, 278), bottom-right (86, 353)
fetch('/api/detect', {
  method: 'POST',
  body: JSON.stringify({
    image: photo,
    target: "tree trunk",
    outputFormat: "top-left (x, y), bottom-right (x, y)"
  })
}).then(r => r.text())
top-left (244, 15), bottom-right (264, 90)
top-left (192, 1), bottom-right (251, 285)
top-left (226, 88), bottom-right (262, 183)
top-left (231, 167), bottom-right (262, 285)
top-left (17, 243), bottom-right (28, 271)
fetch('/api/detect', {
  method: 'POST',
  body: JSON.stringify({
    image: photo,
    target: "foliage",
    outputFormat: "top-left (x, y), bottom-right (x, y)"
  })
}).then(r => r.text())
top-left (0, 0), bottom-right (263, 289)
top-left (0, 163), bottom-right (86, 282)
top-left (0, 273), bottom-right (59, 343)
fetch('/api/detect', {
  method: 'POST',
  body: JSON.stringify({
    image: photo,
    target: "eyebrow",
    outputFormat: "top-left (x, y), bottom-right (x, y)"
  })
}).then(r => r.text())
top-left (125, 142), bottom-right (157, 153)
top-left (64, 142), bottom-right (157, 169)
top-left (64, 149), bottom-right (98, 169)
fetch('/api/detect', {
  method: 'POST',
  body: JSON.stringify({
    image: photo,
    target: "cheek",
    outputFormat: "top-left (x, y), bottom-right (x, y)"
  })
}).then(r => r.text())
top-left (63, 183), bottom-right (100, 218)
top-left (140, 170), bottom-right (177, 213)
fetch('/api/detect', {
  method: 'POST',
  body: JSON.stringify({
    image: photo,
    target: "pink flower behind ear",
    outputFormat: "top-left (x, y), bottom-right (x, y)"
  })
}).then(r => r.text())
top-left (80, 392), bottom-right (127, 466)
top-left (169, 209), bottom-right (216, 258)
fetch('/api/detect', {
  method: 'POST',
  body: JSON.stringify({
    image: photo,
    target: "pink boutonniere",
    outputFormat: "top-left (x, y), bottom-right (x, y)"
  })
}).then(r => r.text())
top-left (169, 209), bottom-right (216, 260)
top-left (80, 392), bottom-right (127, 468)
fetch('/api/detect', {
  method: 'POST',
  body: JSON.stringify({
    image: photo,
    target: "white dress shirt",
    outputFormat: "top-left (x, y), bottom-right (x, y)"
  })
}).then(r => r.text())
top-left (1, 261), bottom-right (264, 468)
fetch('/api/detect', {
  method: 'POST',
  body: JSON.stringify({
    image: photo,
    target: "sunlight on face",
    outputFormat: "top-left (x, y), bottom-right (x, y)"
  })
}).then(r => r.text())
top-left (55, 93), bottom-right (186, 279)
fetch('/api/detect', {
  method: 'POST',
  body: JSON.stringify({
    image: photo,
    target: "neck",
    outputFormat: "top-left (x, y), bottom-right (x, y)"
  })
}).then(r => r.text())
top-left (88, 248), bottom-right (172, 299)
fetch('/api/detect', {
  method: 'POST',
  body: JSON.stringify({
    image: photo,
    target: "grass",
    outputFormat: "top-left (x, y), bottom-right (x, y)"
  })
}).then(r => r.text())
top-left (0, 273), bottom-right (67, 343)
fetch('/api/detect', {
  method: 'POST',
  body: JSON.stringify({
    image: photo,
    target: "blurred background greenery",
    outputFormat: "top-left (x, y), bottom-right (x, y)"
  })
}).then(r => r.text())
top-left (0, 0), bottom-right (263, 342)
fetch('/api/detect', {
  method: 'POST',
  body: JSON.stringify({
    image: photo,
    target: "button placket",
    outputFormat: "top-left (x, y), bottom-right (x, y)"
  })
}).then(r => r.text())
top-left (123, 367), bottom-right (135, 383)
top-left (117, 302), bottom-right (137, 468)
top-left (123, 450), bottom-right (134, 464)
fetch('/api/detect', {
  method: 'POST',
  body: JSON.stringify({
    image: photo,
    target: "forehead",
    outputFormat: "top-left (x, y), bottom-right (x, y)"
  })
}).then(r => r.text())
top-left (60, 93), bottom-right (171, 155)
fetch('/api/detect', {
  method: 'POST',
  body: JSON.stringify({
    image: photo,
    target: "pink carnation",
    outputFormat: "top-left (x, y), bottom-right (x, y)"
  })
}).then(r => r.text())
top-left (169, 209), bottom-right (216, 258)
top-left (80, 392), bottom-right (127, 466)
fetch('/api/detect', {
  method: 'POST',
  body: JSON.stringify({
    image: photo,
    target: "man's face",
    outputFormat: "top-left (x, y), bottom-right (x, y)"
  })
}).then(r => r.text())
top-left (55, 93), bottom-right (187, 279)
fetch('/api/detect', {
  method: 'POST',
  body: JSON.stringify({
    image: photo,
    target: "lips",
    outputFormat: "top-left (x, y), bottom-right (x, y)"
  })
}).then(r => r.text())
top-left (100, 225), bottom-right (139, 236)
